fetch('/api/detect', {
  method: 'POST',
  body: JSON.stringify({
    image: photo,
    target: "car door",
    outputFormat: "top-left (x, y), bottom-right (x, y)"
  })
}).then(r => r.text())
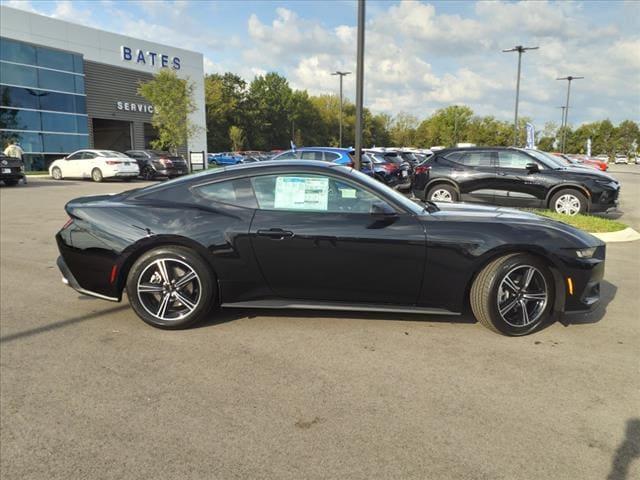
top-left (248, 171), bottom-right (427, 304)
top-left (447, 151), bottom-right (498, 204)
top-left (79, 151), bottom-right (98, 178)
top-left (62, 151), bottom-right (85, 177)
top-left (494, 151), bottom-right (546, 207)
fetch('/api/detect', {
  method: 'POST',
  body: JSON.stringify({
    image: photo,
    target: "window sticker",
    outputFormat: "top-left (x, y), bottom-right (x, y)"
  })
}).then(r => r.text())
top-left (274, 176), bottom-right (329, 211)
top-left (339, 188), bottom-right (357, 199)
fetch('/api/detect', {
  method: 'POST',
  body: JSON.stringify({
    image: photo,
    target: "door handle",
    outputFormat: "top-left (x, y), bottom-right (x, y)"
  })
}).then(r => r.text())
top-left (257, 228), bottom-right (294, 239)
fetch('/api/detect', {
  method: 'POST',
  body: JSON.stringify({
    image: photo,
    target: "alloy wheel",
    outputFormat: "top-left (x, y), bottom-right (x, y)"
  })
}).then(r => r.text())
top-left (136, 258), bottom-right (202, 322)
top-left (496, 265), bottom-right (548, 328)
top-left (430, 189), bottom-right (453, 202)
top-left (554, 194), bottom-right (581, 216)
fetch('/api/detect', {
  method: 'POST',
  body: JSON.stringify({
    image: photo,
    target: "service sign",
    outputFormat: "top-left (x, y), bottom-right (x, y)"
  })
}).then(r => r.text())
top-left (121, 46), bottom-right (181, 70)
top-left (116, 101), bottom-right (154, 114)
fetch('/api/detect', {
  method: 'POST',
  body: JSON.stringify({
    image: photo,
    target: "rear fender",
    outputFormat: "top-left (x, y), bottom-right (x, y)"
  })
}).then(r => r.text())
top-left (115, 235), bottom-right (218, 300)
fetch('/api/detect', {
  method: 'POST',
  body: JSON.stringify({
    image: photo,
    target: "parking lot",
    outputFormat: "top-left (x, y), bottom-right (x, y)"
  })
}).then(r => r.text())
top-left (1, 165), bottom-right (639, 479)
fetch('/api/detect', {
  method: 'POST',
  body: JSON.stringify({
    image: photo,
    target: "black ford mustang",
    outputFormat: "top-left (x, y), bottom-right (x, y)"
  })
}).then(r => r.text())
top-left (56, 160), bottom-right (605, 336)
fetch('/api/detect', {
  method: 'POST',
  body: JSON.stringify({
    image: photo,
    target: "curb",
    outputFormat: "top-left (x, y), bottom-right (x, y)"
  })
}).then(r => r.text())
top-left (590, 227), bottom-right (640, 243)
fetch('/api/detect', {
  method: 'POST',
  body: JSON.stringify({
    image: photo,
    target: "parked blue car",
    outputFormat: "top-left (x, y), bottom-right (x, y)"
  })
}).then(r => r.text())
top-left (208, 152), bottom-right (244, 166)
top-left (271, 147), bottom-right (355, 167)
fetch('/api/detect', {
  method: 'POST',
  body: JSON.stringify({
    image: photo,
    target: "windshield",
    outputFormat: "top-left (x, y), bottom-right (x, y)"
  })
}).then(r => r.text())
top-left (525, 150), bottom-right (565, 169)
top-left (336, 167), bottom-right (425, 215)
top-left (99, 150), bottom-right (130, 158)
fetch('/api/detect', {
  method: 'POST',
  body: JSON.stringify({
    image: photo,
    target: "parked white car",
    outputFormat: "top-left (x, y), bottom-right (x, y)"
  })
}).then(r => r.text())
top-left (49, 150), bottom-right (139, 182)
top-left (614, 154), bottom-right (628, 164)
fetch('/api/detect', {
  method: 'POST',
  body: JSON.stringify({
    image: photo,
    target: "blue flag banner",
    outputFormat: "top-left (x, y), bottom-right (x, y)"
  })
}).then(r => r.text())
top-left (526, 123), bottom-right (535, 149)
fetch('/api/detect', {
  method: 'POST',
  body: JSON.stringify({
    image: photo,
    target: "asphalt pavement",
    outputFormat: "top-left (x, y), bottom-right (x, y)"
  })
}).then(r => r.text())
top-left (1, 168), bottom-right (639, 480)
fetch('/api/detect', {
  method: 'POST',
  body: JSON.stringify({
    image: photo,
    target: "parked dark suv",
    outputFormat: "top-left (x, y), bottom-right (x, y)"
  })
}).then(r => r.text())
top-left (0, 154), bottom-right (25, 186)
top-left (124, 150), bottom-right (188, 179)
top-left (412, 147), bottom-right (620, 215)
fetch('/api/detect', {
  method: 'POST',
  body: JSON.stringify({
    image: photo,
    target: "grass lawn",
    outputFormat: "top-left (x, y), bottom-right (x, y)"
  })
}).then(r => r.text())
top-left (529, 210), bottom-right (628, 233)
top-left (25, 171), bottom-right (49, 175)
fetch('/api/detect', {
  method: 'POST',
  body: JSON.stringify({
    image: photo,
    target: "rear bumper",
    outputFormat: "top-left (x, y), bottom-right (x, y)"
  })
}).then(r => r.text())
top-left (57, 256), bottom-right (119, 302)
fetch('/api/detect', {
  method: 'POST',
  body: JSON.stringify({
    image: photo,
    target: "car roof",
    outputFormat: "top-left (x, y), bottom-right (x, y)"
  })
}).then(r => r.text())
top-left (295, 147), bottom-right (354, 152)
top-left (435, 146), bottom-right (522, 154)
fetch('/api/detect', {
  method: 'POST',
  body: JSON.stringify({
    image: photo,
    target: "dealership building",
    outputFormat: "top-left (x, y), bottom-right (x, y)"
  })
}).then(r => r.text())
top-left (0, 5), bottom-right (206, 171)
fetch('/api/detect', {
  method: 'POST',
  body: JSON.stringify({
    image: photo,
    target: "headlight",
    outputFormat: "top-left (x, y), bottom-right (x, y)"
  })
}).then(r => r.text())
top-left (594, 179), bottom-right (615, 186)
top-left (576, 247), bottom-right (597, 258)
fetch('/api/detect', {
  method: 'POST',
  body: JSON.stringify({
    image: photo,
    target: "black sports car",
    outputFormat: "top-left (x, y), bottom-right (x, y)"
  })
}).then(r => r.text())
top-left (412, 147), bottom-right (620, 215)
top-left (56, 160), bottom-right (605, 336)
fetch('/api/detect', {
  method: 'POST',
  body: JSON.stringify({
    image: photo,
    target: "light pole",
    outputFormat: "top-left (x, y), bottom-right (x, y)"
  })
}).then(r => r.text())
top-left (353, 0), bottom-right (365, 170)
top-left (556, 76), bottom-right (584, 153)
top-left (502, 45), bottom-right (539, 146)
top-left (557, 106), bottom-right (566, 151)
top-left (331, 71), bottom-right (351, 148)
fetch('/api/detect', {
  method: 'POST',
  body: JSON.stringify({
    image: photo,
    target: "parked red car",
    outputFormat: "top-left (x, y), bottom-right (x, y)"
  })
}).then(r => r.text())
top-left (552, 153), bottom-right (608, 172)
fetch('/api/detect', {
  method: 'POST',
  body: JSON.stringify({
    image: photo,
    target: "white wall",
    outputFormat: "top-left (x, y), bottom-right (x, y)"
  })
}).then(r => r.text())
top-left (0, 5), bottom-right (207, 156)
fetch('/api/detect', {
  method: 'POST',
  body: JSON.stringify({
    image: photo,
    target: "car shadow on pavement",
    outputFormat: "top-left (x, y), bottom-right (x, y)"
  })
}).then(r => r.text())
top-left (0, 304), bottom-right (130, 344)
top-left (559, 279), bottom-right (617, 328)
top-left (607, 418), bottom-right (640, 480)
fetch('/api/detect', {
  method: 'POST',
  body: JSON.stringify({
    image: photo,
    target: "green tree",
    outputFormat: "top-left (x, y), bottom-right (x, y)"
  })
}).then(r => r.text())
top-left (615, 120), bottom-right (640, 155)
top-left (416, 105), bottom-right (474, 147)
top-left (205, 73), bottom-right (247, 152)
top-left (390, 112), bottom-right (418, 147)
top-left (138, 69), bottom-right (199, 154)
top-left (229, 125), bottom-right (245, 151)
top-left (245, 72), bottom-right (293, 150)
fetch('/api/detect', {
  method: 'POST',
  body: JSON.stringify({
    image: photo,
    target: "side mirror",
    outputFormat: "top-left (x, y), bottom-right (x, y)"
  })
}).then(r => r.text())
top-left (525, 163), bottom-right (539, 173)
top-left (370, 202), bottom-right (397, 216)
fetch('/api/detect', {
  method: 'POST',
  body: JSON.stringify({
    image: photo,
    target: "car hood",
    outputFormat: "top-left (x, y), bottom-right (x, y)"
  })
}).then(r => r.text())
top-left (555, 166), bottom-right (617, 182)
top-left (426, 202), bottom-right (603, 246)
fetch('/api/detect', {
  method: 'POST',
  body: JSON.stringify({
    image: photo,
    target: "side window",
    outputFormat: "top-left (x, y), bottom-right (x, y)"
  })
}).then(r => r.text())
top-left (275, 151), bottom-right (296, 160)
top-left (498, 151), bottom-right (533, 169)
top-left (66, 152), bottom-right (83, 160)
top-left (81, 152), bottom-right (96, 159)
top-left (194, 178), bottom-right (257, 208)
top-left (324, 152), bottom-right (340, 162)
top-left (300, 151), bottom-right (323, 161)
top-left (251, 174), bottom-right (389, 214)
top-left (461, 151), bottom-right (493, 167)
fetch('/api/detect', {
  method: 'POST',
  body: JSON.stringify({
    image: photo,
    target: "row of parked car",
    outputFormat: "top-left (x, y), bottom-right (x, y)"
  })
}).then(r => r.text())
top-left (244, 145), bottom-right (621, 216)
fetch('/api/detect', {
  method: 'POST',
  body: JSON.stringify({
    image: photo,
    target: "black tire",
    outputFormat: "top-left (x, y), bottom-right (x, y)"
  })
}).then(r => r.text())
top-left (126, 246), bottom-right (215, 329)
top-left (51, 167), bottom-right (62, 180)
top-left (549, 189), bottom-right (587, 216)
top-left (141, 166), bottom-right (156, 180)
top-left (91, 168), bottom-right (104, 182)
top-left (427, 184), bottom-right (458, 202)
top-left (470, 253), bottom-right (554, 336)
top-left (3, 179), bottom-right (20, 186)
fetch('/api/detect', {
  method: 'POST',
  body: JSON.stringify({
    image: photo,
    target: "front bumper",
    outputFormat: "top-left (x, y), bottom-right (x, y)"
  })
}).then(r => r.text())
top-left (557, 246), bottom-right (606, 313)
top-left (57, 256), bottom-right (119, 302)
top-left (1, 171), bottom-right (25, 181)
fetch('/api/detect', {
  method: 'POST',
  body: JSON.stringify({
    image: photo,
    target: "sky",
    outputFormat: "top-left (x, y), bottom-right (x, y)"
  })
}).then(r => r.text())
top-left (2, 0), bottom-right (639, 127)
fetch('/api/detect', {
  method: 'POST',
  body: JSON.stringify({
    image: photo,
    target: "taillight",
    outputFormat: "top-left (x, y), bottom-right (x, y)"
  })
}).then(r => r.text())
top-left (160, 157), bottom-right (173, 166)
top-left (105, 160), bottom-right (119, 165)
top-left (382, 163), bottom-right (397, 172)
top-left (62, 217), bottom-right (73, 229)
top-left (347, 161), bottom-right (355, 168)
top-left (414, 165), bottom-right (430, 175)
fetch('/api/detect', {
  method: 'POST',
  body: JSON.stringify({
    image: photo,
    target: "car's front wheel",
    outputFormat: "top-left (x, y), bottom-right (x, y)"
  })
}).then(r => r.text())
top-left (550, 189), bottom-right (587, 216)
top-left (126, 246), bottom-right (215, 329)
top-left (51, 167), bottom-right (62, 180)
top-left (470, 253), bottom-right (554, 336)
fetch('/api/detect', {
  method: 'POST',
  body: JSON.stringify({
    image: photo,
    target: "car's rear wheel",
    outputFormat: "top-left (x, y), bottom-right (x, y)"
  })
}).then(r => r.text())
top-left (91, 168), bottom-right (104, 182)
top-left (470, 253), bottom-right (554, 336)
top-left (427, 184), bottom-right (458, 202)
top-left (141, 166), bottom-right (155, 180)
top-left (51, 167), bottom-right (62, 180)
top-left (126, 246), bottom-right (215, 329)
top-left (550, 189), bottom-right (587, 216)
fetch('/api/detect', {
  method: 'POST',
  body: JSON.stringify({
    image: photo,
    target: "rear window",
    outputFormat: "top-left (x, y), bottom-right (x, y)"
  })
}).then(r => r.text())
top-left (193, 178), bottom-right (257, 208)
top-left (300, 151), bottom-right (324, 161)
